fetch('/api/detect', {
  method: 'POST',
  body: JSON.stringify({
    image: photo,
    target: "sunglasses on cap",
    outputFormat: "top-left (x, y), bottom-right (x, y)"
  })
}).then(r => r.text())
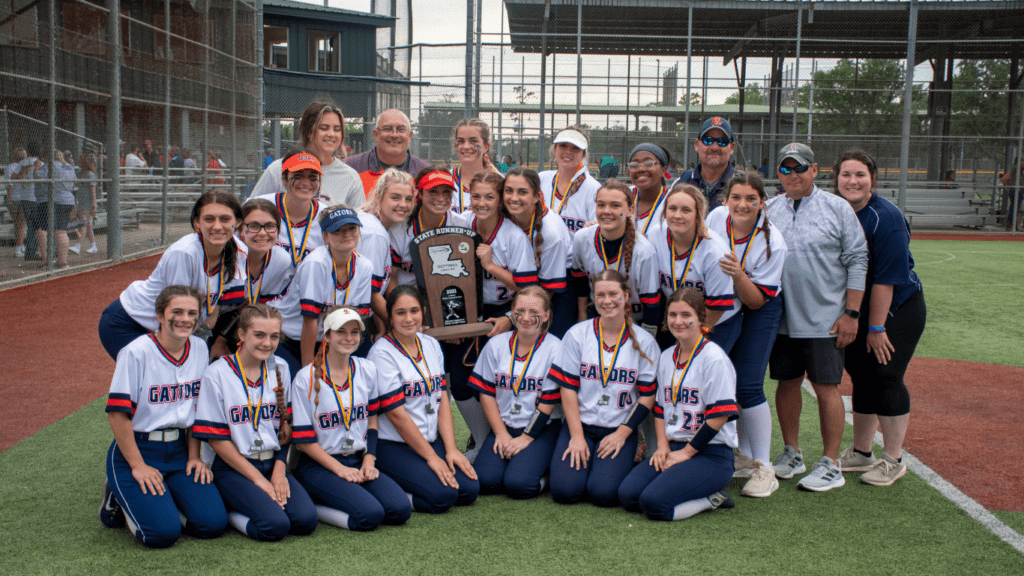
top-left (700, 136), bottom-right (731, 147)
top-left (778, 164), bottom-right (811, 175)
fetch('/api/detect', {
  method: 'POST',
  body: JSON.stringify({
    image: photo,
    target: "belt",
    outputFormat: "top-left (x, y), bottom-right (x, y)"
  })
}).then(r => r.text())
top-left (135, 428), bottom-right (184, 442)
top-left (249, 450), bottom-right (275, 461)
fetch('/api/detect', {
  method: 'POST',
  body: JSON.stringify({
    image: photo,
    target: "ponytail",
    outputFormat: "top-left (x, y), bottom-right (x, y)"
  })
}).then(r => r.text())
top-left (312, 340), bottom-right (327, 407)
top-left (274, 363), bottom-right (292, 443)
top-left (620, 220), bottom-right (637, 283)
top-left (531, 202), bottom-right (545, 268)
top-left (624, 315), bottom-right (653, 366)
top-left (761, 212), bottom-right (772, 260)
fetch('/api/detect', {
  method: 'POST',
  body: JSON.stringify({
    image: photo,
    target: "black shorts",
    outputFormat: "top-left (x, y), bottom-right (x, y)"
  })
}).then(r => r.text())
top-left (769, 334), bottom-right (845, 385)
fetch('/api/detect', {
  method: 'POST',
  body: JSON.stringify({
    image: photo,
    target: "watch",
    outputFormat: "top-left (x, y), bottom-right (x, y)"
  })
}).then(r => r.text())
top-left (844, 308), bottom-right (861, 319)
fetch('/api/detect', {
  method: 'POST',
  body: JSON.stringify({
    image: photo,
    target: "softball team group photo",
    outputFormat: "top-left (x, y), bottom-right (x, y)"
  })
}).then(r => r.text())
top-left (95, 104), bottom-right (925, 548)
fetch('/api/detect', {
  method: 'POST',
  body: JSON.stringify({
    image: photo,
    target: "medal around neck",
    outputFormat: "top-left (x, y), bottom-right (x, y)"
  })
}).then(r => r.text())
top-left (410, 226), bottom-right (493, 341)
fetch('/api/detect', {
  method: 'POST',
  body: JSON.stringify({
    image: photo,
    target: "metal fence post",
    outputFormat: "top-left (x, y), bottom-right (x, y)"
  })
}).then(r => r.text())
top-left (161, 0), bottom-right (171, 246)
top-left (46, 0), bottom-right (56, 270)
top-left (683, 5), bottom-right (692, 170)
top-left (898, 0), bottom-right (918, 215)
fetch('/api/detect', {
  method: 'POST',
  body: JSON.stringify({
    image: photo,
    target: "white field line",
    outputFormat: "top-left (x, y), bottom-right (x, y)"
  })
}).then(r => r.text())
top-left (800, 380), bottom-right (1024, 555)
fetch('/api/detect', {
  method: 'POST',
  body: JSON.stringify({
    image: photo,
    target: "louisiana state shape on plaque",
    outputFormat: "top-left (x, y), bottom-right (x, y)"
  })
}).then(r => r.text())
top-left (410, 226), bottom-right (493, 340)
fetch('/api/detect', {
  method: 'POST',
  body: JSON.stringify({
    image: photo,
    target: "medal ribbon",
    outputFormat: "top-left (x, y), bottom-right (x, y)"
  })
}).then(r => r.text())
top-left (671, 336), bottom-right (707, 406)
top-left (507, 331), bottom-right (542, 398)
top-left (325, 357), bottom-right (355, 430)
top-left (201, 238), bottom-right (224, 317)
top-left (245, 251), bottom-right (270, 305)
top-left (233, 352), bottom-right (266, 434)
top-left (728, 213), bottom-right (762, 271)
top-left (596, 232), bottom-right (625, 274)
top-left (597, 319), bottom-right (627, 389)
top-left (551, 164), bottom-right (585, 214)
top-left (453, 167), bottom-right (467, 211)
top-left (386, 334), bottom-right (433, 395)
top-left (331, 251), bottom-right (356, 306)
top-left (669, 228), bottom-right (702, 292)
top-left (280, 193), bottom-right (313, 267)
top-left (413, 211), bottom-right (446, 236)
top-left (638, 185), bottom-right (667, 236)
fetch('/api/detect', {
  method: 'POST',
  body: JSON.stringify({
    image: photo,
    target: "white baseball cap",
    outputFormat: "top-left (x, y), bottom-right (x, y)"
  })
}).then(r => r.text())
top-left (323, 307), bottom-right (364, 332)
top-left (553, 129), bottom-right (588, 151)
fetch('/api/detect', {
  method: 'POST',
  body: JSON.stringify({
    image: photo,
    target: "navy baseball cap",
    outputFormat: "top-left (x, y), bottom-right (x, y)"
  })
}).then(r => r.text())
top-left (321, 208), bottom-right (362, 233)
top-left (699, 117), bottom-right (734, 141)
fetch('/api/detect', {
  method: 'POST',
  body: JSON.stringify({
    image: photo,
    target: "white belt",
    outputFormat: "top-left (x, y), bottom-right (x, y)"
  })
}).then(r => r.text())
top-left (250, 450), bottom-right (275, 461)
top-left (143, 428), bottom-right (181, 442)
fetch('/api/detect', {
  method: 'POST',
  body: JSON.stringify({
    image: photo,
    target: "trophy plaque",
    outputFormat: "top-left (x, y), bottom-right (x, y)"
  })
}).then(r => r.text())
top-left (410, 226), bottom-right (493, 340)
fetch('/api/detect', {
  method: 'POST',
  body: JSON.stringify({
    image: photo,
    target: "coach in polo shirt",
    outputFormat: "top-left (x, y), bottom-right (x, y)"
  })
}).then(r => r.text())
top-left (346, 109), bottom-right (430, 196)
top-left (674, 117), bottom-right (737, 209)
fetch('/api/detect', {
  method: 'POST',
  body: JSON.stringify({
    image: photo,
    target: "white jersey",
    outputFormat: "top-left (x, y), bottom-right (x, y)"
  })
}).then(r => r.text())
top-left (250, 192), bottom-right (327, 268)
top-left (705, 206), bottom-right (787, 314)
top-left (468, 215), bottom-right (538, 305)
top-left (105, 334), bottom-right (209, 432)
top-left (547, 319), bottom-right (659, 428)
top-left (655, 339), bottom-right (739, 446)
top-left (648, 224), bottom-right (736, 316)
top-left (539, 166), bottom-right (599, 236)
top-left (194, 354), bottom-right (291, 455)
top-left (5, 162), bottom-right (21, 203)
top-left (388, 211), bottom-right (470, 288)
top-left (17, 157), bottom-right (38, 202)
top-left (251, 157), bottom-right (364, 207)
top-left (526, 208), bottom-right (574, 291)
top-left (357, 211), bottom-right (392, 295)
top-left (469, 331), bottom-right (563, 429)
top-left (367, 334), bottom-right (447, 443)
top-left (451, 165), bottom-right (503, 214)
top-left (571, 225), bottom-right (661, 321)
top-left (272, 246), bottom-right (374, 341)
top-left (119, 233), bottom-right (246, 331)
top-left (630, 184), bottom-right (670, 238)
top-left (220, 245), bottom-right (295, 309)
top-left (290, 357), bottom-right (384, 456)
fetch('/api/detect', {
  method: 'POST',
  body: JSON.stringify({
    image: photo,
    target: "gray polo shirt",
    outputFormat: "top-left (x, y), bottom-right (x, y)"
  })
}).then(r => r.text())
top-left (765, 186), bottom-right (867, 338)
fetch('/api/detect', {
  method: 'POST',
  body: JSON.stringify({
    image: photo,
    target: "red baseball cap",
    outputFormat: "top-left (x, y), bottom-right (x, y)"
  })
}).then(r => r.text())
top-left (282, 152), bottom-right (322, 174)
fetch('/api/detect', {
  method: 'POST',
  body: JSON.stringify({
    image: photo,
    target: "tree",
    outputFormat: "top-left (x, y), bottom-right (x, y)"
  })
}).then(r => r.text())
top-left (678, 91), bottom-right (702, 107)
top-left (950, 59), bottom-right (1011, 139)
top-left (724, 83), bottom-right (765, 106)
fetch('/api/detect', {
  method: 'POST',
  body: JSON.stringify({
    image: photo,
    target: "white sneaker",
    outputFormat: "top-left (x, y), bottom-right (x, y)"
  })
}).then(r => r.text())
top-left (69, 243), bottom-right (81, 254)
top-left (742, 460), bottom-right (780, 498)
top-left (87, 243), bottom-right (98, 254)
top-left (772, 446), bottom-right (806, 479)
top-left (14, 246), bottom-right (25, 257)
top-left (733, 448), bottom-right (755, 478)
top-left (797, 456), bottom-right (846, 492)
top-left (839, 445), bottom-right (877, 472)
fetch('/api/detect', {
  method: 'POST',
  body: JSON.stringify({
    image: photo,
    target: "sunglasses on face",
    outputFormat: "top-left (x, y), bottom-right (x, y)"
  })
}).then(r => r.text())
top-left (628, 160), bottom-right (660, 170)
top-left (700, 136), bottom-right (731, 147)
top-left (778, 164), bottom-right (811, 175)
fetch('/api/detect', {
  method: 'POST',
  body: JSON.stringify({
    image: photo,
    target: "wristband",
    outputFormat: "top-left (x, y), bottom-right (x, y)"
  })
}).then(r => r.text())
top-left (524, 410), bottom-right (550, 438)
top-left (365, 428), bottom-right (379, 457)
top-left (623, 403), bottom-right (650, 432)
top-left (686, 422), bottom-right (719, 453)
top-left (868, 325), bottom-right (886, 334)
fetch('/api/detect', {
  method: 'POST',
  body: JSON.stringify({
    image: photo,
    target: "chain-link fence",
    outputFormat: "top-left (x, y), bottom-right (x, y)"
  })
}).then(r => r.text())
top-left (0, 0), bottom-right (261, 287)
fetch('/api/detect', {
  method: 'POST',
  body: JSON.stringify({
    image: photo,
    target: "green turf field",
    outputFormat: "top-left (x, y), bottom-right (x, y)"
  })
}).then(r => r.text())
top-left (0, 238), bottom-right (1021, 574)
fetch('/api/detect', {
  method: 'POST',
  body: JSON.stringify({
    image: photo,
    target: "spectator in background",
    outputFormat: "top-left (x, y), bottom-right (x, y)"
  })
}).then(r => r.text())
top-left (999, 158), bottom-right (1024, 231)
top-left (35, 150), bottom-right (77, 267)
top-left (142, 139), bottom-right (160, 171)
top-left (6, 148), bottom-right (27, 258)
top-left (206, 150), bottom-right (224, 186)
top-left (346, 108), bottom-right (429, 196)
top-left (756, 159), bottom-right (769, 178)
top-left (599, 155), bottom-right (620, 179)
top-left (263, 148), bottom-right (275, 169)
top-left (181, 148), bottom-right (197, 183)
top-left (124, 144), bottom-right (146, 177)
top-left (71, 153), bottom-right (99, 255)
top-left (168, 145), bottom-right (184, 182)
top-left (19, 142), bottom-right (43, 260)
top-left (673, 117), bottom-right (737, 210)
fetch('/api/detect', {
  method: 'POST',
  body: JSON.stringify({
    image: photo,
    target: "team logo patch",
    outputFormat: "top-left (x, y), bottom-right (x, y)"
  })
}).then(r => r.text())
top-left (712, 117), bottom-right (723, 126)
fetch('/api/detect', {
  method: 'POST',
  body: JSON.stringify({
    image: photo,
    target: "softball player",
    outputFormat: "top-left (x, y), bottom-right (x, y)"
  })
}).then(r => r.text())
top-left (618, 287), bottom-right (739, 521)
top-left (468, 287), bottom-right (563, 498)
top-left (705, 172), bottom-right (788, 497)
top-left (367, 286), bottom-right (480, 513)
top-left (100, 286), bottom-right (227, 548)
top-left (538, 127), bottom-right (600, 236)
top-left (627, 143), bottom-right (672, 237)
top-left (647, 183), bottom-right (736, 351)
top-left (193, 304), bottom-right (318, 541)
top-left (98, 190), bottom-right (245, 360)
top-left (249, 151), bottom-right (327, 268)
top-left (570, 179), bottom-right (660, 334)
top-left (547, 270), bottom-right (659, 507)
top-left (290, 307), bottom-right (412, 530)
top-left (503, 166), bottom-right (575, 338)
top-left (358, 168), bottom-right (414, 332)
top-left (451, 118), bottom-right (500, 213)
top-left (271, 206), bottom-right (374, 378)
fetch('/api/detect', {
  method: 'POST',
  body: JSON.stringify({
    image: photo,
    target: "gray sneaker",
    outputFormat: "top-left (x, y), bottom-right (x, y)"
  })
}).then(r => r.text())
top-left (797, 456), bottom-right (846, 492)
top-left (733, 448), bottom-right (755, 478)
top-left (839, 445), bottom-right (877, 472)
top-left (772, 446), bottom-right (806, 479)
top-left (860, 452), bottom-right (907, 486)
top-left (708, 490), bottom-right (735, 510)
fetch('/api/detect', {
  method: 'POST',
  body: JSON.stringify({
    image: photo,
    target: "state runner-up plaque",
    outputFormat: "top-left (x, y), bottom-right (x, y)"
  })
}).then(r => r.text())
top-left (410, 226), bottom-right (493, 341)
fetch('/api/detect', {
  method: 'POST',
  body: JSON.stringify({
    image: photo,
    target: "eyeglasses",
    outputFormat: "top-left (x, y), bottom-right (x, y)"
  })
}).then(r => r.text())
top-left (243, 222), bottom-right (279, 234)
top-left (628, 160), bottom-right (660, 170)
top-left (378, 124), bottom-right (410, 134)
top-left (778, 164), bottom-right (811, 175)
top-left (700, 136), bottom-right (731, 147)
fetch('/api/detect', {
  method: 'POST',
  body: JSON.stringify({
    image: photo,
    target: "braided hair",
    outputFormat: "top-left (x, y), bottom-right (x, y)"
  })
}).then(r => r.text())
top-left (504, 166), bottom-right (545, 268)
top-left (237, 303), bottom-right (291, 443)
top-left (593, 269), bottom-right (653, 366)
top-left (597, 179), bottom-right (638, 282)
top-left (724, 171), bottom-right (772, 260)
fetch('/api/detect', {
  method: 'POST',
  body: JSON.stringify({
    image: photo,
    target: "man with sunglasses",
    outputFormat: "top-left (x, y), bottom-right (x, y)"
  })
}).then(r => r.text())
top-left (764, 142), bottom-right (867, 493)
top-left (346, 109), bottom-right (430, 196)
top-left (674, 117), bottom-right (737, 209)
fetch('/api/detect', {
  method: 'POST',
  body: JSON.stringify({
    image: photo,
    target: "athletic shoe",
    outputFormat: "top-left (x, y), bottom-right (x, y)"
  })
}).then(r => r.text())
top-left (99, 479), bottom-right (125, 528)
top-left (839, 445), bottom-right (877, 472)
top-left (733, 448), bottom-right (755, 478)
top-left (707, 490), bottom-right (736, 510)
top-left (69, 243), bottom-right (81, 254)
top-left (87, 243), bottom-right (98, 254)
top-left (14, 246), bottom-right (24, 257)
top-left (742, 460), bottom-right (779, 498)
top-left (860, 452), bottom-right (907, 486)
top-left (772, 446), bottom-right (806, 479)
top-left (797, 456), bottom-right (846, 492)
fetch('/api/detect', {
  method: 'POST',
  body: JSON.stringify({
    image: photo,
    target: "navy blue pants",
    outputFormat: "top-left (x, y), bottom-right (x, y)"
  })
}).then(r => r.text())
top-left (548, 288), bottom-right (576, 339)
top-left (706, 312), bottom-right (742, 355)
top-left (549, 423), bottom-right (638, 507)
top-left (106, 438), bottom-right (227, 548)
top-left (730, 297), bottom-right (783, 408)
top-left (292, 452), bottom-right (411, 530)
top-left (618, 442), bottom-right (733, 521)
top-left (475, 420), bottom-right (561, 499)
top-left (211, 455), bottom-right (317, 541)
top-left (443, 303), bottom-right (509, 402)
top-left (98, 298), bottom-right (149, 361)
top-left (376, 439), bottom-right (480, 513)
